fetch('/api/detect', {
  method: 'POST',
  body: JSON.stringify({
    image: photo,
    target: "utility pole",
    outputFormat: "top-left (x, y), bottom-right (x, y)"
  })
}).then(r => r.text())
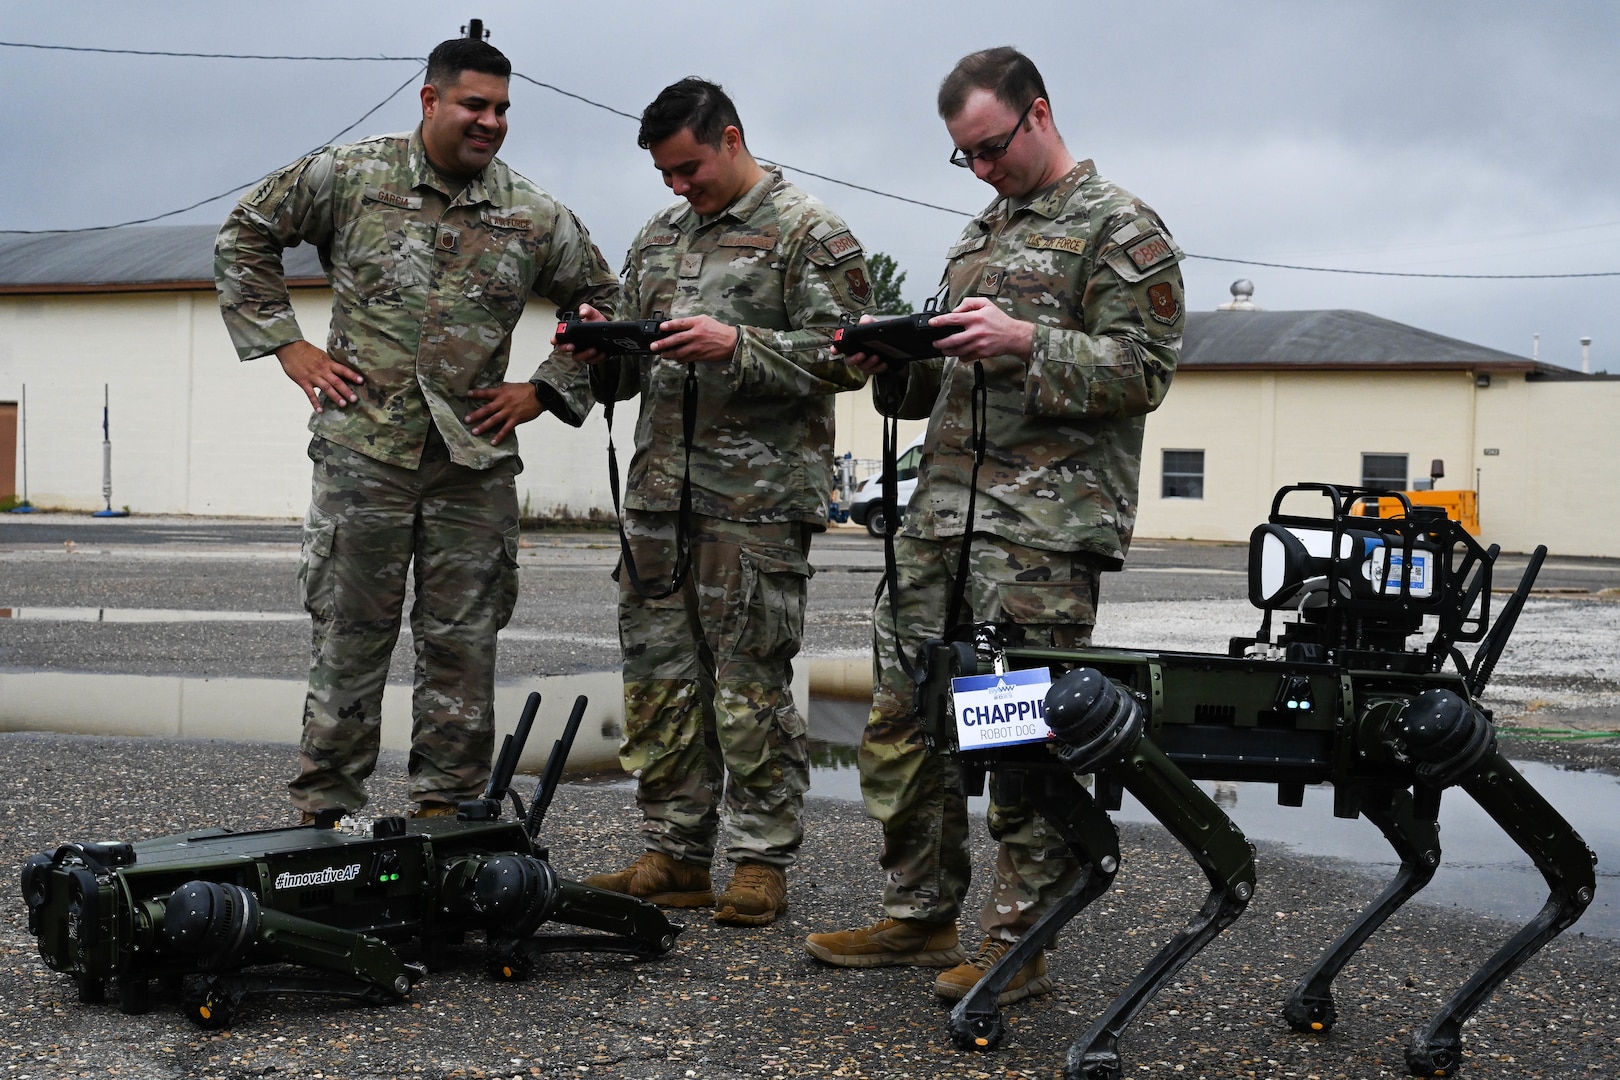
top-left (461, 18), bottom-right (488, 40)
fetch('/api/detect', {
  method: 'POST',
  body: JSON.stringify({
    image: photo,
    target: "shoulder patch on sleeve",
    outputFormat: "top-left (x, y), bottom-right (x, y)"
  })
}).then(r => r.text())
top-left (1026, 235), bottom-right (1087, 256)
top-left (805, 231), bottom-right (864, 267)
top-left (1101, 217), bottom-right (1183, 283)
top-left (1124, 231), bottom-right (1175, 273)
top-left (808, 221), bottom-right (836, 241)
top-left (820, 231), bottom-right (864, 262)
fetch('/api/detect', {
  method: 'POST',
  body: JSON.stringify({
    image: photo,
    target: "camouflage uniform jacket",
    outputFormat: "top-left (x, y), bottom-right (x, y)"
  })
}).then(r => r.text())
top-left (215, 128), bottom-right (619, 471)
top-left (536, 168), bottom-right (869, 524)
top-left (883, 160), bottom-right (1183, 564)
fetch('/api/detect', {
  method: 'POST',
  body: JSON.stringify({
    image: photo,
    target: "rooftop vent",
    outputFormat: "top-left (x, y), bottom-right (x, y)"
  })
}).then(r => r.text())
top-left (1217, 279), bottom-right (1261, 311)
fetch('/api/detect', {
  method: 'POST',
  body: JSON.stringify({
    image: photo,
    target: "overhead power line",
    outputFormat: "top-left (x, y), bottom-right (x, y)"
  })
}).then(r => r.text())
top-left (3, 38), bottom-right (1618, 280)
top-left (1182, 254), bottom-right (1620, 281)
top-left (0, 65), bottom-right (426, 235)
top-left (0, 40), bottom-right (420, 61)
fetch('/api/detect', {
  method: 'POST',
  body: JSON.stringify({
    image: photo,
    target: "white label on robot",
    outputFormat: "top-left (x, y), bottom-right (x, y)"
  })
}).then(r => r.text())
top-left (951, 667), bottom-right (1055, 750)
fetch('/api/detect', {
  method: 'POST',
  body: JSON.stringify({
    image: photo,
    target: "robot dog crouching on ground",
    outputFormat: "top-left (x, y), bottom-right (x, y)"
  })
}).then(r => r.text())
top-left (20, 694), bottom-right (681, 1029)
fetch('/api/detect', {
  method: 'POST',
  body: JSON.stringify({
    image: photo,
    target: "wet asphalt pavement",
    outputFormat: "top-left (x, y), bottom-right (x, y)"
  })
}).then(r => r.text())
top-left (2, 734), bottom-right (1617, 1080)
top-left (2, 517), bottom-right (1619, 1078)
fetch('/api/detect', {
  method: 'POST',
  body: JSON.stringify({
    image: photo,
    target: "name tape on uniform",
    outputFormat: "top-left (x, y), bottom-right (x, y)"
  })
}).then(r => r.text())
top-left (951, 667), bottom-right (1055, 750)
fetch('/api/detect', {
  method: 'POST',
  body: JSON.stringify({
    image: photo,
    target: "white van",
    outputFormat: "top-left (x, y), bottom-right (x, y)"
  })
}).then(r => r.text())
top-left (847, 434), bottom-right (924, 538)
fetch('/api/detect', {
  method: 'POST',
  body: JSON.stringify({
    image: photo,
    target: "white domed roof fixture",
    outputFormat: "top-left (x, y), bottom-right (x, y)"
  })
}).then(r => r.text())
top-left (1217, 278), bottom-right (1261, 311)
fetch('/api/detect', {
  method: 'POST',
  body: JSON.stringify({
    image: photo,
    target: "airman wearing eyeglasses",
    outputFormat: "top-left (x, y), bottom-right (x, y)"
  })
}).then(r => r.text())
top-left (806, 46), bottom-right (1185, 1005)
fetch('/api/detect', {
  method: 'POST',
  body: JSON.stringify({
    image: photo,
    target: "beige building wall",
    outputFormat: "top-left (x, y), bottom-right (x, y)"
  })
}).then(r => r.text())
top-left (1137, 368), bottom-right (1618, 557)
top-left (0, 289), bottom-right (635, 518)
top-left (6, 287), bottom-right (1613, 555)
top-left (830, 389), bottom-right (928, 491)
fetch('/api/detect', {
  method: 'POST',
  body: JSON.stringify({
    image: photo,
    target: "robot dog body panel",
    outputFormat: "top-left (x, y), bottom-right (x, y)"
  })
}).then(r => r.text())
top-left (944, 485), bottom-right (1596, 1079)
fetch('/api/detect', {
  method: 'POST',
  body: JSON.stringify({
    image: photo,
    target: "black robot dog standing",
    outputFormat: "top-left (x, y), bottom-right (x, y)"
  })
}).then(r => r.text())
top-left (924, 483), bottom-right (1595, 1079)
top-left (20, 694), bottom-right (680, 1028)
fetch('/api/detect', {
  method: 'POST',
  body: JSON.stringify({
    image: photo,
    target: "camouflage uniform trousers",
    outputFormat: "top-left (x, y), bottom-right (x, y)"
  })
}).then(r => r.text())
top-left (858, 531), bottom-right (1101, 941)
top-left (617, 509), bottom-right (812, 870)
top-left (292, 432), bottom-right (521, 812)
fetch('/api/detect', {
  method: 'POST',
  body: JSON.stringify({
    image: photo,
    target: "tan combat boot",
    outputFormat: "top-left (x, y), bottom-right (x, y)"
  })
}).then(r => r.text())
top-left (713, 862), bottom-right (788, 926)
top-left (804, 917), bottom-right (967, 967)
top-left (933, 937), bottom-right (1052, 1004)
top-left (584, 851), bottom-right (715, 907)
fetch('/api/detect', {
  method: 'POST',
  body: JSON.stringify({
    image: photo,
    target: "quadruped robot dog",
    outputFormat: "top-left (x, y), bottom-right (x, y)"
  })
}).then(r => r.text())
top-left (20, 694), bottom-right (680, 1028)
top-left (924, 484), bottom-right (1595, 1079)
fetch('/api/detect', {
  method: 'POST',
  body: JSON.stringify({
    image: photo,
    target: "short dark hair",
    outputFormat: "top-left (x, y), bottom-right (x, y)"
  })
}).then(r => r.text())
top-left (638, 78), bottom-right (744, 150)
top-left (424, 38), bottom-right (511, 88)
top-left (937, 47), bottom-right (1049, 121)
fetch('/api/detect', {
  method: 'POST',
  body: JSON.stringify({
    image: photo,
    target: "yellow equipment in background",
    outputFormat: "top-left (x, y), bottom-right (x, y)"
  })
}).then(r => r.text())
top-left (1363, 489), bottom-right (1480, 534)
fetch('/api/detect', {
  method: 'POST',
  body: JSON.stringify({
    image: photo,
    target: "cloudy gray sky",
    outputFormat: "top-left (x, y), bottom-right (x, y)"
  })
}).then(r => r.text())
top-left (4, 0), bottom-right (1617, 369)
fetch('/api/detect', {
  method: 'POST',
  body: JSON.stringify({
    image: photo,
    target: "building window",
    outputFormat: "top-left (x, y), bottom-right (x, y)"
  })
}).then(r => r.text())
top-left (1361, 453), bottom-right (1408, 490)
top-left (1162, 450), bottom-right (1204, 499)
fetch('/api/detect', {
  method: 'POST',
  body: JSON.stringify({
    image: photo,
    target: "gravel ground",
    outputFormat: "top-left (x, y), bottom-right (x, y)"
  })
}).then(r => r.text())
top-left (3, 734), bottom-right (1616, 1080)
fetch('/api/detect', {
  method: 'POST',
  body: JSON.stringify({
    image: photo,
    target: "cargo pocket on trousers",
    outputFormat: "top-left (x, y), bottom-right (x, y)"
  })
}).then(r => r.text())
top-left (494, 524), bottom-right (521, 631)
top-left (299, 506), bottom-right (337, 619)
top-left (723, 548), bottom-right (811, 667)
top-left (994, 579), bottom-right (1098, 648)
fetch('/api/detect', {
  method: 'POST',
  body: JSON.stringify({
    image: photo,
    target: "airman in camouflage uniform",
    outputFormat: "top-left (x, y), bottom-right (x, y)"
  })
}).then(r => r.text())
top-left (806, 48), bottom-right (1183, 1003)
top-left (214, 39), bottom-right (618, 817)
top-left (535, 78), bottom-right (869, 925)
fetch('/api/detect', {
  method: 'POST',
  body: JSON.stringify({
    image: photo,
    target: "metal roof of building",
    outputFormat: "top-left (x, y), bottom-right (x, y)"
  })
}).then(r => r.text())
top-left (1182, 309), bottom-right (1554, 373)
top-left (0, 227), bottom-right (1591, 377)
top-left (0, 224), bottom-right (323, 294)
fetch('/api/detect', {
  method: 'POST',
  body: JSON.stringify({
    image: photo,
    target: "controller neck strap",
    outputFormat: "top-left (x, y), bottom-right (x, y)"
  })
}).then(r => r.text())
top-left (880, 358), bottom-right (987, 691)
top-left (603, 359), bottom-right (698, 600)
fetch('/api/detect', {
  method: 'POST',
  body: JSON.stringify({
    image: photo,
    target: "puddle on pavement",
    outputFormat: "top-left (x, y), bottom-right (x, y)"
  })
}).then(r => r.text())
top-left (0, 669), bottom-right (628, 773)
top-left (0, 606), bottom-right (304, 623)
top-left (806, 697), bottom-right (1620, 940)
top-left (4, 665), bottom-right (1612, 940)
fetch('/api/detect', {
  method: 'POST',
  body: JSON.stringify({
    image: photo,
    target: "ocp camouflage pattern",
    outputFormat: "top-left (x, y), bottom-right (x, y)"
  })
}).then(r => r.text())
top-left (615, 511), bottom-right (812, 867)
top-left (880, 159), bottom-right (1183, 563)
top-left (216, 128), bottom-right (619, 471)
top-left (536, 168), bottom-right (870, 524)
top-left (292, 435), bottom-right (521, 811)
top-left (859, 532), bottom-right (1097, 931)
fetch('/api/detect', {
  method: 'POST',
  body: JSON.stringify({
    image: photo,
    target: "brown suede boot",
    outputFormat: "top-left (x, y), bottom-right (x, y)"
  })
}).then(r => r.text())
top-left (583, 851), bottom-right (714, 907)
top-left (933, 938), bottom-right (1051, 1004)
top-left (713, 862), bottom-right (788, 926)
top-left (804, 917), bottom-right (966, 968)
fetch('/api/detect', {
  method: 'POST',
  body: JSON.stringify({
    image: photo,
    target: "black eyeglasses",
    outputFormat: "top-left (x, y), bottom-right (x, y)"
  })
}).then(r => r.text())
top-left (949, 100), bottom-right (1037, 168)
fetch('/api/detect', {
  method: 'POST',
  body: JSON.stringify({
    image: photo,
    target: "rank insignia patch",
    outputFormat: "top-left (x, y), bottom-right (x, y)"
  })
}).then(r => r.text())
top-left (845, 266), bottom-right (872, 305)
top-left (679, 253), bottom-right (704, 278)
top-left (1147, 282), bottom-right (1181, 324)
top-left (978, 267), bottom-right (1005, 296)
top-left (435, 227), bottom-right (459, 253)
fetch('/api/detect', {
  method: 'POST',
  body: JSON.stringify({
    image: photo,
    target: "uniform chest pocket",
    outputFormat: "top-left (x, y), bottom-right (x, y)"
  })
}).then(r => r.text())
top-left (335, 199), bottom-right (424, 303)
top-left (332, 205), bottom-right (411, 304)
top-left (464, 213), bottom-right (538, 331)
